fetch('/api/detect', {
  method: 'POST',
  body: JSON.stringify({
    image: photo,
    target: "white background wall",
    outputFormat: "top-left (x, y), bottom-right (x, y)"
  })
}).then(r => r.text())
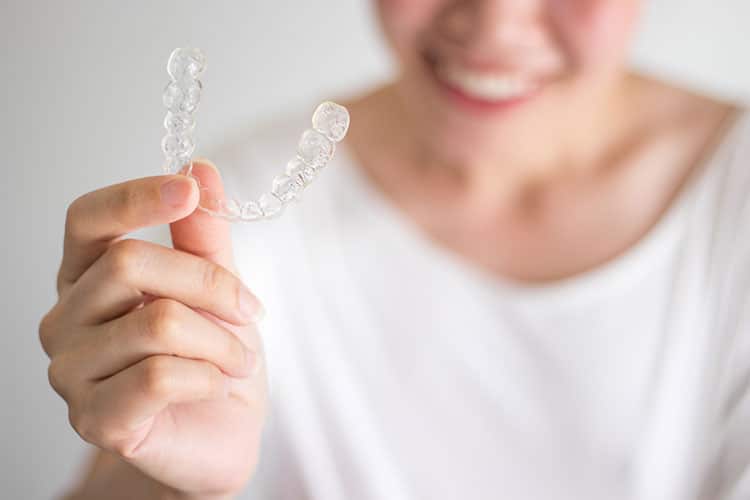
top-left (2, 1), bottom-right (748, 498)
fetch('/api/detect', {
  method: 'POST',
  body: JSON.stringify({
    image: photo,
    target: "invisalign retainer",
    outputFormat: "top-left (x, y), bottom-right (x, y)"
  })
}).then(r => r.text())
top-left (160, 47), bottom-right (350, 221)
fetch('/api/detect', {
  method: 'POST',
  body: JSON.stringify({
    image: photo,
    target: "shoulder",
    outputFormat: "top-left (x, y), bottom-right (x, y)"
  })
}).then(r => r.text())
top-left (671, 100), bottom-right (750, 242)
top-left (691, 106), bottom-right (750, 285)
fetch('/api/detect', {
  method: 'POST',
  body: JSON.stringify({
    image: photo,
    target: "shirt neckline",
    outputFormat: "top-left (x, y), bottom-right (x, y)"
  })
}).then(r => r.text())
top-left (330, 108), bottom-right (748, 309)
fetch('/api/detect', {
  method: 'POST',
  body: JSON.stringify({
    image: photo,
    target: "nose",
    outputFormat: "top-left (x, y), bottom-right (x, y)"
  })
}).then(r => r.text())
top-left (438, 0), bottom-right (543, 51)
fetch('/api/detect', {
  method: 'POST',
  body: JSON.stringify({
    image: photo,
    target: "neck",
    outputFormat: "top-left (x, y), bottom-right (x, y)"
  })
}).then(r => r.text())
top-left (345, 69), bottom-right (641, 217)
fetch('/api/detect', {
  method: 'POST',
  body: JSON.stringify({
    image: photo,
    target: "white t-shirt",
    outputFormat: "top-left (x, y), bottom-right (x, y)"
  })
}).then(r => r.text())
top-left (208, 104), bottom-right (750, 500)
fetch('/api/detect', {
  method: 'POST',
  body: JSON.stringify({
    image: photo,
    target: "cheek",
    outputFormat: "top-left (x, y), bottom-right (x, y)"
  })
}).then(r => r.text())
top-left (375, 0), bottom-right (441, 54)
top-left (551, 0), bottom-right (640, 69)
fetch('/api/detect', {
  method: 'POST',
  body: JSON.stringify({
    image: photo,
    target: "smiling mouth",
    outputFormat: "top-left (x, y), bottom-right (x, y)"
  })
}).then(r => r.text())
top-left (423, 52), bottom-right (544, 111)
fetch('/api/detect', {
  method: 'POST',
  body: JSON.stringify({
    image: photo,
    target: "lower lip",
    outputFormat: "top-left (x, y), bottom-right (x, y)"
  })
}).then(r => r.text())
top-left (429, 65), bottom-right (539, 114)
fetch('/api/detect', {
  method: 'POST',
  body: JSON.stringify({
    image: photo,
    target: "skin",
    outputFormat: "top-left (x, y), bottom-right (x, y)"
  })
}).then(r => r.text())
top-left (41, 163), bottom-right (268, 500)
top-left (344, 0), bottom-right (738, 282)
top-left (41, 1), bottom-right (740, 498)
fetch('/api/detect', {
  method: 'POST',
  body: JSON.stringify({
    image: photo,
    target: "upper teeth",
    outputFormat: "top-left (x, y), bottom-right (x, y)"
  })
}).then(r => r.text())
top-left (437, 64), bottom-right (535, 101)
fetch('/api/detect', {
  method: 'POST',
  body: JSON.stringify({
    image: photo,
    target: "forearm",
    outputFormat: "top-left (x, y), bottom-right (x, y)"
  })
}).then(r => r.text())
top-left (62, 451), bottom-right (233, 500)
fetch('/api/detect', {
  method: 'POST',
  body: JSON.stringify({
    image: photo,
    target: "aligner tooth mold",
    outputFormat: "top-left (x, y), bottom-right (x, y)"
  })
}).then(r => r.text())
top-left (160, 47), bottom-right (350, 221)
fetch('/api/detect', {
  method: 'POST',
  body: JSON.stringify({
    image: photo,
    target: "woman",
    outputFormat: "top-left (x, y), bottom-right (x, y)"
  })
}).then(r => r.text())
top-left (40, 1), bottom-right (750, 499)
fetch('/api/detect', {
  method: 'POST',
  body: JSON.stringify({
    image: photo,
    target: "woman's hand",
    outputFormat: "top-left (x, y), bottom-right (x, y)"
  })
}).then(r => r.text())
top-left (39, 162), bottom-right (268, 499)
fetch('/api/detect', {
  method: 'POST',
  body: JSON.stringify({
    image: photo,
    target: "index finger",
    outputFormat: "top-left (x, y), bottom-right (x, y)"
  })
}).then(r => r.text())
top-left (58, 174), bottom-right (199, 294)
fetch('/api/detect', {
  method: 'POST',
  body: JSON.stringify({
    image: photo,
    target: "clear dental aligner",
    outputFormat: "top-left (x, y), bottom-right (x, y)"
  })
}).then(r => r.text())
top-left (161, 47), bottom-right (350, 221)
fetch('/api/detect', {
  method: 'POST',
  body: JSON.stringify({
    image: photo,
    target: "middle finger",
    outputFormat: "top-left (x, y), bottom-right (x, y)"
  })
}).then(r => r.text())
top-left (68, 298), bottom-right (257, 382)
top-left (63, 238), bottom-right (262, 326)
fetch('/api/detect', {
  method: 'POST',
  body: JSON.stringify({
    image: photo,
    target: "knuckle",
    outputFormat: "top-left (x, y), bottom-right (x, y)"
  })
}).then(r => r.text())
top-left (47, 357), bottom-right (68, 397)
top-left (139, 356), bottom-right (174, 398)
top-left (68, 406), bottom-right (96, 444)
top-left (143, 299), bottom-right (182, 345)
top-left (38, 309), bottom-right (57, 356)
top-left (64, 194), bottom-right (89, 241)
top-left (105, 239), bottom-right (146, 282)
top-left (69, 406), bottom-right (110, 448)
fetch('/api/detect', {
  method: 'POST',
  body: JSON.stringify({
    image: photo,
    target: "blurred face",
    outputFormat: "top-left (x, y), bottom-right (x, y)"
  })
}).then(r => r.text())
top-left (374, 0), bottom-right (642, 165)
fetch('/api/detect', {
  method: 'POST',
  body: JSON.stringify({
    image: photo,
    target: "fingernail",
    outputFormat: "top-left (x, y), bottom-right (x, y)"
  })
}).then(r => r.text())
top-left (160, 177), bottom-right (194, 207)
top-left (238, 286), bottom-right (264, 323)
top-left (193, 158), bottom-right (221, 176)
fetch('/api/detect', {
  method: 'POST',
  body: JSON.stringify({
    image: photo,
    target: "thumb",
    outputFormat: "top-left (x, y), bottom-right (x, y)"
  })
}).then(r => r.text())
top-left (170, 159), bottom-right (236, 271)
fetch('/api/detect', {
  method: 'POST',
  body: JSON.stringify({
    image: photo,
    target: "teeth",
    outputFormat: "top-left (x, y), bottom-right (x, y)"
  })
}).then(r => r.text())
top-left (437, 64), bottom-right (535, 101)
